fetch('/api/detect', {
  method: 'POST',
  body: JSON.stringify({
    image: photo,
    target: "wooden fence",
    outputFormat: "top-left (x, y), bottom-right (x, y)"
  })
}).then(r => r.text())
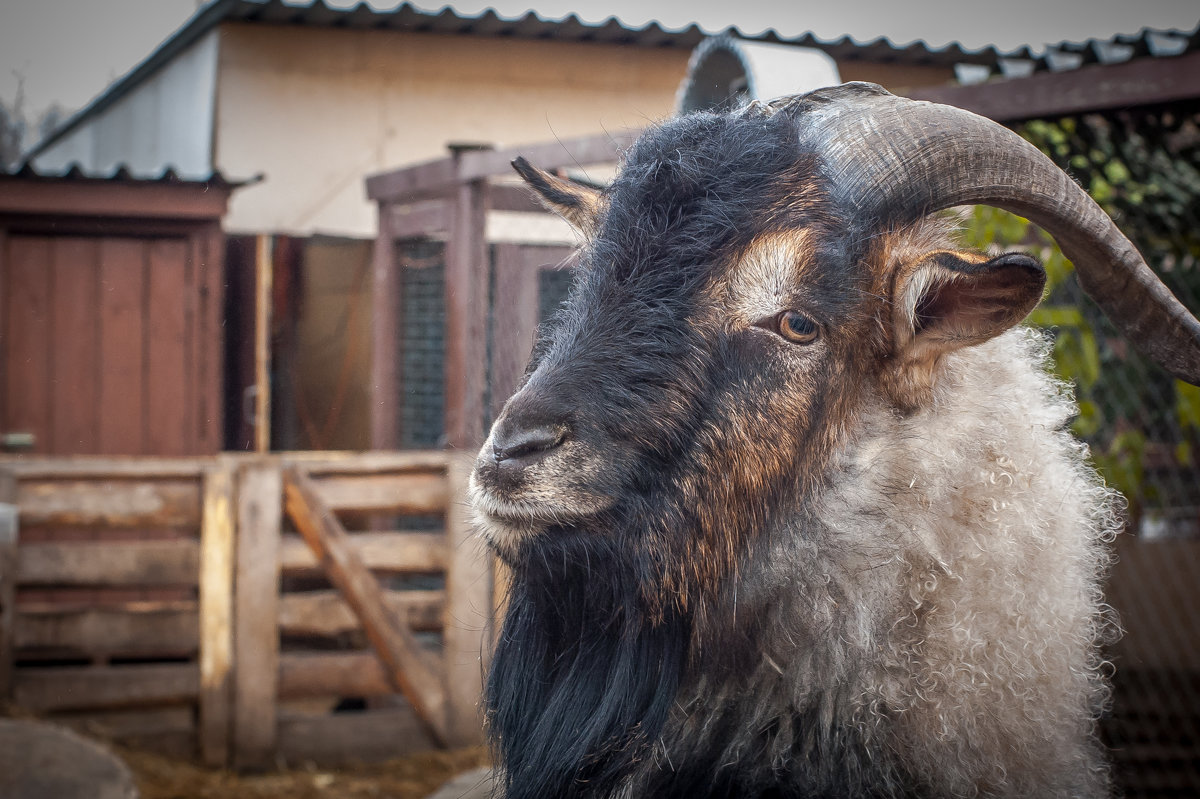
top-left (0, 451), bottom-right (492, 767)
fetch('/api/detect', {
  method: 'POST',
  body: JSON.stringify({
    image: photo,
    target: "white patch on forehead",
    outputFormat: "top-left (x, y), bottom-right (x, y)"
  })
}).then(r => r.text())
top-left (721, 231), bottom-right (811, 323)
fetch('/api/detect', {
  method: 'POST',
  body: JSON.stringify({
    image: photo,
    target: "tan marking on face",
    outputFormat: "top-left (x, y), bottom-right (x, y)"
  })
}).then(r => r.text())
top-left (710, 229), bottom-right (818, 326)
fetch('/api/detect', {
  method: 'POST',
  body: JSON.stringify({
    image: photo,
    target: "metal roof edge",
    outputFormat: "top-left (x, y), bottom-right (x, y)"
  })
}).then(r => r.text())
top-left (2, 161), bottom-right (260, 190)
top-left (24, 0), bottom-right (241, 162)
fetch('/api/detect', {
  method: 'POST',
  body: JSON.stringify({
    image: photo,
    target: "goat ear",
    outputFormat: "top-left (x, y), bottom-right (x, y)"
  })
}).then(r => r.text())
top-left (512, 157), bottom-right (603, 236)
top-left (884, 250), bottom-right (1046, 408)
top-left (895, 250), bottom-right (1046, 353)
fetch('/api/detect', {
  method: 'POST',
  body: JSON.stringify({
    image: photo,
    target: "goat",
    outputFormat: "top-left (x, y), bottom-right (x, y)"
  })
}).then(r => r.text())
top-left (469, 83), bottom-right (1200, 798)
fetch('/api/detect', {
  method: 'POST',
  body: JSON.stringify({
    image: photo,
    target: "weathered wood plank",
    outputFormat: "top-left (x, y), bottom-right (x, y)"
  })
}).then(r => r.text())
top-left (282, 466), bottom-right (447, 745)
top-left (232, 463), bottom-right (282, 769)
top-left (371, 201), bottom-right (401, 451)
top-left (311, 472), bottom-right (449, 515)
top-left (98, 238), bottom-right (146, 455)
top-left (50, 236), bottom-right (101, 455)
top-left (279, 531), bottom-right (447, 573)
top-left (276, 707), bottom-right (435, 766)
top-left (16, 479), bottom-right (202, 528)
top-left (145, 238), bottom-right (191, 456)
top-left (387, 200), bottom-right (452, 239)
top-left (196, 223), bottom-right (226, 453)
top-left (254, 235), bottom-right (273, 454)
top-left (14, 663), bottom-right (200, 712)
top-left (17, 540), bottom-right (199, 586)
top-left (59, 706), bottom-right (194, 739)
top-left (282, 450), bottom-right (450, 474)
top-left (0, 471), bottom-right (17, 700)
top-left (277, 651), bottom-right (392, 700)
top-left (365, 157), bottom-right (457, 203)
top-left (443, 177), bottom-right (489, 450)
top-left (0, 458), bottom-right (211, 479)
top-left (4, 237), bottom-right (52, 455)
top-left (15, 601), bottom-right (199, 657)
top-left (199, 465), bottom-right (235, 767)
top-left (442, 453), bottom-right (490, 746)
top-left (279, 589), bottom-right (445, 637)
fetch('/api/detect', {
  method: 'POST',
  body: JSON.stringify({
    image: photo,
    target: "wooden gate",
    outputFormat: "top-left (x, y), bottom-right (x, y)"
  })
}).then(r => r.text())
top-left (0, 451), bottom-right (492, 767)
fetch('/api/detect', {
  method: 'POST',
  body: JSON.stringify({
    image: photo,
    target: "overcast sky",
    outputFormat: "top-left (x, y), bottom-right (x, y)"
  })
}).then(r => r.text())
top-left (2, 0), bottom-right (1198, 124)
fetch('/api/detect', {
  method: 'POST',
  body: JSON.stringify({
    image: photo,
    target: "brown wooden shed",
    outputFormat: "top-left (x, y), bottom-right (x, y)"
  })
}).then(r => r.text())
top-left (0, 166), bottom-right (235, 458)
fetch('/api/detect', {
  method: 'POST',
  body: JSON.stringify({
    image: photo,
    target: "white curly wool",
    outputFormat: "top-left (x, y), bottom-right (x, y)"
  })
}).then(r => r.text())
top-left (658, 328), bottom-right (1121, 797)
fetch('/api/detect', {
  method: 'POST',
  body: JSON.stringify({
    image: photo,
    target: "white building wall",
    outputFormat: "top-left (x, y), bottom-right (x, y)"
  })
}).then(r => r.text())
top-left (214, 24), bottom-right (690, 237)
top-left (33, 31), bottom-right (219, 179)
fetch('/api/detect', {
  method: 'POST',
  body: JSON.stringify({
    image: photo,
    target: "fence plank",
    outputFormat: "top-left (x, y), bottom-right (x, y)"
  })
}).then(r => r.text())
top-left (15, 601), bottom-right (198, 657)
top-left (16, 479), bottom-right (202, 528)
top-left (282, 466), bottom-right (447, 745)
top-left (277, 651), bottom-right (392, 700)
top-left (277, 706), bottom-right (435, 766)
top-left (14, 663), bottom-right (199, 712)
top-left (279, 589), bottom-right (445, 637)
top-left (232, 463), bottom-right (282, 769)
top-left (312, 472), bottom-right (448, 515)
top-left (17, 540), bottom-right (199, 586)
top-left (442, 454), bottom-right (490, 746)
top-left (279, 531), bottom-right (447, 573)
top-left (0, 471), bottom-right (17, 700)
top-left (199, 465), bottom-right (235, 767)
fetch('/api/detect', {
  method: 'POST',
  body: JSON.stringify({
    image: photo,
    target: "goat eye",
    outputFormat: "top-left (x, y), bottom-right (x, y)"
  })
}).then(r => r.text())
top-left (776, 310), bottom-right (819, 344)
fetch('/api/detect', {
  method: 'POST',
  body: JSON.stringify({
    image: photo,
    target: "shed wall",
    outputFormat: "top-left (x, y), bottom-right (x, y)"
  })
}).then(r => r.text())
top-left (32, 31), bottom-right (219, 180)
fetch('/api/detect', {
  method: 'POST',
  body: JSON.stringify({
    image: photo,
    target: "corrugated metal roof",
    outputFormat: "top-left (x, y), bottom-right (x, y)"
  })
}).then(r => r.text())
top-left (993, 22), bottom-right (1200, 76)
top-left (27, 0), bottom-right (1014, 162)
top-left (2, 161), bottom-right (255, 188)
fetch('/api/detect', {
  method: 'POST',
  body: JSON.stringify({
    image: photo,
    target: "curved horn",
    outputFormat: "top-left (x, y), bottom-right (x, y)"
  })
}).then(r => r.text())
top-left (781, 82), bottom-right (1200, 385)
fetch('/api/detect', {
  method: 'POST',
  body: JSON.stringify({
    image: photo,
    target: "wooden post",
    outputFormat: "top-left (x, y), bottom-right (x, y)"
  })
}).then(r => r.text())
top-left (0, 469), bottom-right (17, 701)
top-left (442, 453), bottom-right (491, 746)
top-left (232, 461), bottom-right (282, 769)
top-left (370, 203), bottom-right (401, 450)
top-left (253, 235), bottom-right (273, 453)
top-left (443, 169), bottom-right (489, 451)
top-left (281, 466), bottom-right (447, 745)
top-left (198, 462), bottom-right (236, 767)
top-left (489, 243), bottom-right (540, 418)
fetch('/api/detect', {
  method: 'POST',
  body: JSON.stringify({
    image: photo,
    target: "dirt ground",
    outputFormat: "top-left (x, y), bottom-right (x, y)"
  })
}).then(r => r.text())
top-left (117, 745), bottom-right (490, 799)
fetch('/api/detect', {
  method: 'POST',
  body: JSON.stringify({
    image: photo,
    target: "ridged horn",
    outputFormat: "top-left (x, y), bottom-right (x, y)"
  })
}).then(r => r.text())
top-left (780, 82), bottom-right (1200, 385)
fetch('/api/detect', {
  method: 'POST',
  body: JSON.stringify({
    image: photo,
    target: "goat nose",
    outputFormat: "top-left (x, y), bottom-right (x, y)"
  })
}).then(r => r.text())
top-left (491, 423), bottom-right (565, 466)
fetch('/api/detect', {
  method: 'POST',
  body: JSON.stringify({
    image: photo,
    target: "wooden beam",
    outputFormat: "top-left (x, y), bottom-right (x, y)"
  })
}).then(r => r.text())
top-left (370, 202), bottom-right (401, 451)
top-left (443, 176), bottom-right (489, 451)
top-left (0, 180), bottom-right (232, 222)
top-left (281, 466), bottom-right (447, 745)
top-left (13, 663), bottom-right (200, 712)
top-left (0, 471), bottom-right (16, 701)
top-left (364, 158), bottom-right (457, 204)
top-left (280, 531), bottom-right (447, 573)
top-left (197, 223), bottom-right (227, 454)
top-left (388, 200), bottom-right (452, 240)
top-left (253, 235), bottom-right (273, 454)
top-left (0, 457), bottom-right (211, 479)
top-left (487, 184), bottom-right (547, 215)
top-left (15, 601), bottom-right (199, 658)
top-left (282, 450), bottom-right (450, 473)
top-left (17, 540), bottom-right (199, 586)
top-left (16, 479), bottom-right (201, 528)
top-left (232, 462), bottom-right (282, 769)
top-left (441, 454), bottom-right (490, 746)
top-left (278, 589), bottom-right (445, 637)
top-left (277, 651), bottom-right (391, 700)
top-left (907, 50), bottom-right (1200, 123)
top-left (199, 464), bottom-right (235, 767)
top-left (311, 471), bottom-right (449, 515)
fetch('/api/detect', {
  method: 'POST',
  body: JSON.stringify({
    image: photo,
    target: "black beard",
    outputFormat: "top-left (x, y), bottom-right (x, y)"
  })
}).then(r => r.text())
top-left (485, 530), bottom-right (692, 799)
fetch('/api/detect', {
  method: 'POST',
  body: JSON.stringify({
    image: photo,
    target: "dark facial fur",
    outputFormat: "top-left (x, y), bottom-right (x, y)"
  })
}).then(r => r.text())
top-left (476, 107), bottom-right (887, 798)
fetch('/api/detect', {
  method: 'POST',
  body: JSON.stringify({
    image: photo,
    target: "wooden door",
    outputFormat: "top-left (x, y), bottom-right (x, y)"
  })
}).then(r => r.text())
top-left (1, 234), bottom-right (218, 456)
